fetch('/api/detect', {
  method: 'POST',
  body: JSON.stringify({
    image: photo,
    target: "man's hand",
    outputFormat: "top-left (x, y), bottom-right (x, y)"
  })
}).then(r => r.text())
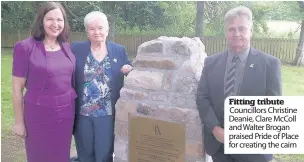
top-left (212, 126), bottom-right (224, 143)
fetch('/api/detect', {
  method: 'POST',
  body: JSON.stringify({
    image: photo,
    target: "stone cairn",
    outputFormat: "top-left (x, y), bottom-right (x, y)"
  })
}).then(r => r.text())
top-left (114, 36), bottom-right (208, 162)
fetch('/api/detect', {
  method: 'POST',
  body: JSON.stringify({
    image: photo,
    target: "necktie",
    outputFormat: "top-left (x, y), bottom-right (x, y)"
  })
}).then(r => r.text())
top-left (224, 56), bottom-right (238, 99)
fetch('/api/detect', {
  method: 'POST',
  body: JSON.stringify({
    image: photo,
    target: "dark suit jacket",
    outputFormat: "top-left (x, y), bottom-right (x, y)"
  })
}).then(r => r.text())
top-left (71, 40), bottom-right (131, 116)
top-left (196, 48), bottom-right (282, 162)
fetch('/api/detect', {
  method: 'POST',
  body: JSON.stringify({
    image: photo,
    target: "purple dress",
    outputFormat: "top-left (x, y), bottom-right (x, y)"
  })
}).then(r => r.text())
top-left (13, 47), bottom-right (75, 162)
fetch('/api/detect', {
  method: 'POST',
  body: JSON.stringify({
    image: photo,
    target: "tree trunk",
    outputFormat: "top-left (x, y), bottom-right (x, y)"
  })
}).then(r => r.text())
top-left (105, 2), bottom-right (117, 42)
top-left (195, 1), bottom-right (204, 39)
top-left (107, 14), bottom-right (115, 42)
top-left (62, 2), bottom-right (78, 20)
top-left (293, 20), bottom-right (304, 66)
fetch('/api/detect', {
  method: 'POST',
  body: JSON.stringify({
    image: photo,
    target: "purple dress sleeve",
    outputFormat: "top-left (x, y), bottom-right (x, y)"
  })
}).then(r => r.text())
top-left (12, 42), bottom-right (29, 78)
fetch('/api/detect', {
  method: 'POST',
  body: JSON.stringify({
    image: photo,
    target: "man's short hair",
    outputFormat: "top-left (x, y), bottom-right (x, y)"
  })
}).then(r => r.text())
top-left (224, 6), bottom-right (253, 28)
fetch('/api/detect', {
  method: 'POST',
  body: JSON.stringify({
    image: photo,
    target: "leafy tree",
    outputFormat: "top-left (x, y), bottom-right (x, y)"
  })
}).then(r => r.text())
top-left (118, 1), bottom-right (166, 31)
top-left (195, 1), bottom-right (204, 38)
top-left (158, 1), bottom-right (196, 35)
top-left (1, 1), bottom-right (302, 38)
top-left (203, 1), bottom-right (235, 36)
top-left (203, 1), bottom-right (272, 36)
top-left (267, 1), bottom-right (304, 21)
top-left (1, 1), bottom-right (36, 30)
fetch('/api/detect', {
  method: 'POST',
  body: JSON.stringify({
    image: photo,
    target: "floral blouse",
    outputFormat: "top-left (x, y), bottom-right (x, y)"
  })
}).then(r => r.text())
top-left (80, 52), bottom-right (112, 117)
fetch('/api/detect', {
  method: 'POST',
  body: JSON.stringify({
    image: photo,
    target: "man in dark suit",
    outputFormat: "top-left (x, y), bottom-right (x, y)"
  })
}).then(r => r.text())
top-left (196, 6), bottom-right (281, 162)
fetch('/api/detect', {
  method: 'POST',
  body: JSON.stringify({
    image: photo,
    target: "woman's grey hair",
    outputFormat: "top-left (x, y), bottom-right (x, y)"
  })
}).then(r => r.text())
top-left (224, 6), bottom-right (253, 28)
top-left (84, 11), bottom-right (109, 31)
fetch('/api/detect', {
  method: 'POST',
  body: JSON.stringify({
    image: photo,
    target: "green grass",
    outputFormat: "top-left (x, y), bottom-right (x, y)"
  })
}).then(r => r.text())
top-left (281, 65), bottom-right (304, 96)
top-left (1, 49), bottom-right (14, 134)
top-left (275, 154), bottom-right (304, 162)
top-left (275, 62), bottom-right (304, 162)
top-left (1, 48), bottom-right (304, 162)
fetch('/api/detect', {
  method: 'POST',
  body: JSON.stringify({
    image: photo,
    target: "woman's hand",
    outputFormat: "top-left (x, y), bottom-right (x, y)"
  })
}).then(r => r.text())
top-left (12, 122), bottom-right (27, 138)
top-left (120, 64), bottom-right (133, 74)
top-left (12, 76), bottom-right (27, 139)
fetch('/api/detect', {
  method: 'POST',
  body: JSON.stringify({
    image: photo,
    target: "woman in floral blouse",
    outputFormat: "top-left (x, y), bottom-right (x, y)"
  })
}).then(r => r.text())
top-left (71, 11), bottom-right (132, 162)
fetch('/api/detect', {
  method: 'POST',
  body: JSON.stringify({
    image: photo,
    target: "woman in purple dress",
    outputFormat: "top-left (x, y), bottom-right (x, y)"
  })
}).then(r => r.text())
top-left (11, 2), bottom-right (76, 162)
